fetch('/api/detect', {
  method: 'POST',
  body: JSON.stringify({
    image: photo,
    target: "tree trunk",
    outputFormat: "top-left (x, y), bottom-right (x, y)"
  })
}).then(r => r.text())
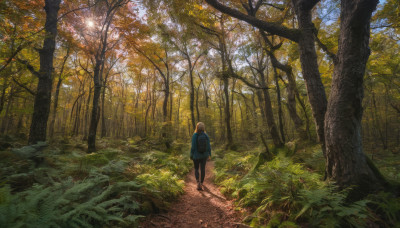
top-left (49, 74), bottom-right (62, 139)
top-left (204, 0), bottom-right (327, 150)
top-left (83, 86), bottom-right (92, 140)
top-left (101, 80), bottom-right (107, 138)
top-left (223, 76), bottom-right (233, 145)
top-left (28, 0), bottom-right (61, 144)
top-left (1, 87), bottom-right (14, 134)
top-left (287, 71), bottom-right (308, 139)
top-left (88, 60), bottom-right (102, 152)
top-left (189, 65), bottom-right (196, 130)
top-left (196, 84), bottom-right (200, 121)
top-left (176, 92), bottom-right (181, 139)
top-left (325, 0), bottom-right (386, 194)
top-left (253, 91), bottom-right (272, 161)
top-left (273, 68), bottom-right (285, 143)
top-left (49, 48), bottom-right (69, 139)
top-left (219, 26), bottom-right (233, 145)
top-left (16, 98), bottom-right (27, 134)
top-left (264, 40), bottom-right (307, 139)
top-left (258, 68), bottom-right (283, 147)
top-left (87, 2), bottom-right (117, 151)
top-left (162, 76), bottom-right (170, 148)
top-left (169, 87), bottom-right (173, 122)
top-left (292, 0), bottom-right (327, 152)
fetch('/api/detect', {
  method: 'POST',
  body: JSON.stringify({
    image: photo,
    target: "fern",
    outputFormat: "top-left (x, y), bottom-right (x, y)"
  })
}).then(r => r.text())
top-left (0, 138), bottom-right (192, 227)
top-left (295, 185), bottom-right (371, 227)
top-left (367, 191), bottom-right (400, 227)
top-left (214, 147), bottom-right (376, 227)
top-left (0, 174), bottom-right (143, 228)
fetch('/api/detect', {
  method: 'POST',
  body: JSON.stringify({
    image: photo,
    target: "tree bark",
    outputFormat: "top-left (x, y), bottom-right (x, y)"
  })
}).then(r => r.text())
top-left (28, 0), bottom-right (61, 144)
top-left (325, 0), bottom-right (387, 193)
top-left (292, 0), bottom-right (327, 151)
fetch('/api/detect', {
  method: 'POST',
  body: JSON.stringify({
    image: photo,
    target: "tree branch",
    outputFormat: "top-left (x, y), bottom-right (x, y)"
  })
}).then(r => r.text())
top-left (78, 58), bottom-right (93, 77)
top-left (11, 77), bottom-right (36, 96)
top-left (314, 33), bottom-right (337, 64)
top-left (132, 44), bottom-right (167, 82)
top-left (229, 72), bottom-right (269, 90)
top-left (205, 0), bottom-right (300, 42)
top-left (299, 0), bottom-right (321, 11)
top-left (0, 42), bottom-right (30, 73)
top-left (263, 3), bottom-right (285, 11)
top-left (390, 102), bottom-right (400, 114)
top-left (17, 58), bottom-right (41, 78)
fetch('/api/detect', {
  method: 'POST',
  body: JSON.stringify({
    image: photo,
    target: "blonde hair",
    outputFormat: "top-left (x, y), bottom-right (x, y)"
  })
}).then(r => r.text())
top-left (195, 122), bottom-right (206, 133)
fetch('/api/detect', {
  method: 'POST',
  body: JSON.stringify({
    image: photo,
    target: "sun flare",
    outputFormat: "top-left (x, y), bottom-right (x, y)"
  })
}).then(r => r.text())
top-left (87, 19), bottom-right (94, 28)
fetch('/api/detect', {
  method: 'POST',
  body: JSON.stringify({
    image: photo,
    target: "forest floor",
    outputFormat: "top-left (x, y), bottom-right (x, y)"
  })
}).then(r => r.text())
top-left (140, 161), bottom-right (244, 228)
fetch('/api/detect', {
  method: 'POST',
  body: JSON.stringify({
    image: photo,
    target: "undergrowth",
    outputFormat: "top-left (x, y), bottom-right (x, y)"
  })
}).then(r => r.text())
top-left (0, 137), bottom-right (192, 228)
top-left (214, 144), bottom-right (400, 227)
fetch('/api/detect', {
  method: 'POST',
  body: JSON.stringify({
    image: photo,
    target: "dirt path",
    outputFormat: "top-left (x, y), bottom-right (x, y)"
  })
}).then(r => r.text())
top-left (141, 161), bottom-right (243, 228)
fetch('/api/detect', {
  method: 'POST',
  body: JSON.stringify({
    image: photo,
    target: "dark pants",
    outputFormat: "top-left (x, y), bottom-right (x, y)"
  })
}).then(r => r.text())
top-left (193, 158), bottom-right (207, 183)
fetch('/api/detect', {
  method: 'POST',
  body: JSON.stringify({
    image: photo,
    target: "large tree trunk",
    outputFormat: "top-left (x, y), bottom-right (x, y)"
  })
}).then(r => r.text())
top-left (292, 0), bottom-right (327, 150)
top-left (28, 0), bottom-right (61, 144)
top-left (325, 0), bottom-right (386, 194)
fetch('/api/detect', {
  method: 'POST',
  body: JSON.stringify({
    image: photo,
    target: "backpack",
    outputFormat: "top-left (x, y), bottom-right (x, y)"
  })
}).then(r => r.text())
top-left (197, 133), bottom-right (207, 154)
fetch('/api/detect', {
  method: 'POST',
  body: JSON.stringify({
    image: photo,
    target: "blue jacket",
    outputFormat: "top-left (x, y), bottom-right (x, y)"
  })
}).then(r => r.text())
top-left (190, 132), bottom-right (211, 160)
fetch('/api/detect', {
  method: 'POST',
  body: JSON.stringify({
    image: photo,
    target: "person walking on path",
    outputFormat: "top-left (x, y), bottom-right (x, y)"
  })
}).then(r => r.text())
top-left (190, 122), bottom-right (211, 191)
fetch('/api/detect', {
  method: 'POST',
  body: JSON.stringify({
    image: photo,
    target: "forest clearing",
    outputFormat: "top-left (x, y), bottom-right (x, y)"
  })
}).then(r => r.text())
top-left (1, 0), bottom-right (400, 227)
